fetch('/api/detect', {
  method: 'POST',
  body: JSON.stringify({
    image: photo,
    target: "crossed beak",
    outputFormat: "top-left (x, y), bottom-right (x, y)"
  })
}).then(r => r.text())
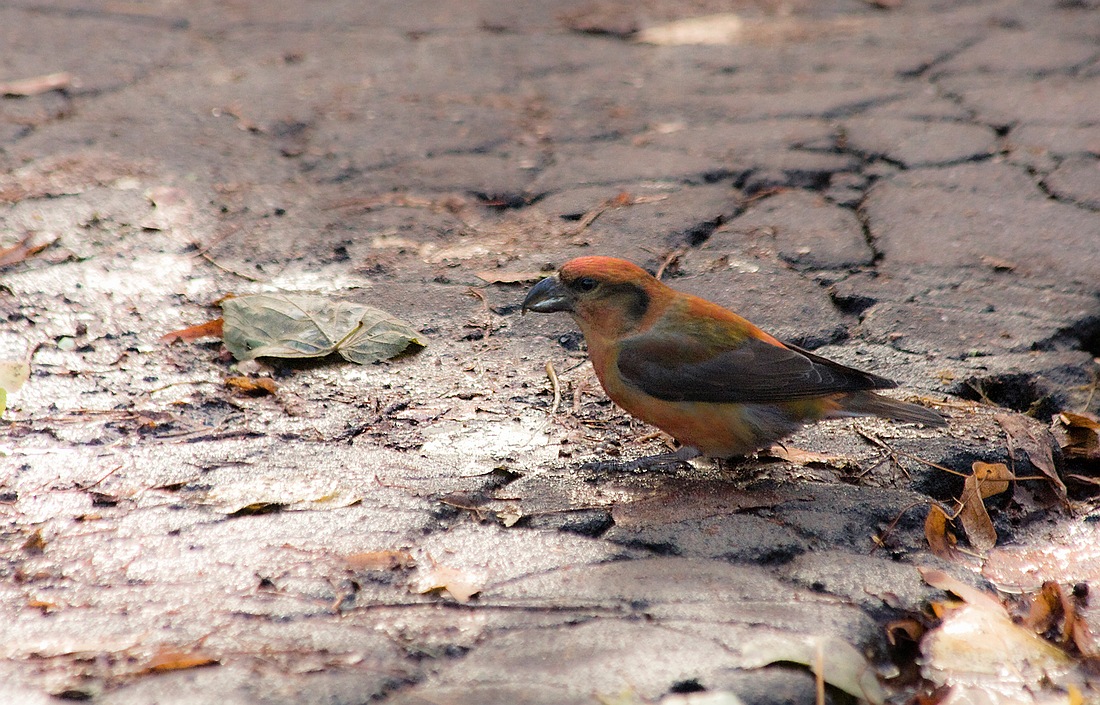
top-left (522, 275), bottom-right (574, 314)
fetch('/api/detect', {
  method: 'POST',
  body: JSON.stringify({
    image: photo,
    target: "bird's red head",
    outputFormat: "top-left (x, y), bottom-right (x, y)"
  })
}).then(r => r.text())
top-left (557, 256), bottom-right (657, 288)
top-left (523, 257), bottom-right (671, 337)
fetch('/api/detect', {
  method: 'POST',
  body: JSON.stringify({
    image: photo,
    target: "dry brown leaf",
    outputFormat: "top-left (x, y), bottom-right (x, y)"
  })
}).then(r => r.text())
top-left (1053, 411), bottom-right (1100, 461)
top-left (1022, 581), bottom-right (1099, 656)
top-left (886, 618), bottom-right (924, 645)
top-left (1058, 411), bottom-right (1100, 431)
top-left (142, 647), bottom-right (219, 673)
top-left (1071, 608), bottom-right (1099, 657)
top-left (959, 472), bottom-right (998, 551)
top-left (1025, 581), bottom-right (1063, 636)
top-left (26, 599), bottom-right (59, 614)
top-left (0, 233), bottom-right (55, 268)
top-left (996, 413), bottom-right (1066, 497)
top-left (346, 550), bottom-right (414, 571)
top-left (224, 376), bottom-right (277, 396)
top-left (0, 71), bottom-right (72, 96)
top-left (1057, 583), bottom-right (1078, 647)
top-left (971, 461), bottom-right (1013, 498)
top-left (161, 318), bottom-right (224, 343)
top-left (22, 529), bottom-right (46, 555)
top-left (924, 505), bottom-right (958, 560)
top-left (979, 254), bottom-right (1017, 272)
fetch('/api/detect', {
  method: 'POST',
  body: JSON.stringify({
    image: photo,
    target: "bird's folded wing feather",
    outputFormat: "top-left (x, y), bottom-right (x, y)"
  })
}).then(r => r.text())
top-left (616, 333), bottom-right (896, 404)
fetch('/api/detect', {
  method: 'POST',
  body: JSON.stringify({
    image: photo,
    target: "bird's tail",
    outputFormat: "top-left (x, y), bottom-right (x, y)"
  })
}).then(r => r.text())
top-left (832, 391), bottom-right (947, 427)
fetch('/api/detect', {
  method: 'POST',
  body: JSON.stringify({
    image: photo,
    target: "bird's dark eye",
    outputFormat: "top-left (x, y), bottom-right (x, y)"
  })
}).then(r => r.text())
top-left (574, 277), bottom-right (598, 292)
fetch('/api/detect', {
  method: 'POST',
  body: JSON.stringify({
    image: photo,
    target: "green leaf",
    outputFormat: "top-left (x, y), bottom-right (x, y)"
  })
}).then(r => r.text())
top-left (222, 294), bottom-right (423, 364)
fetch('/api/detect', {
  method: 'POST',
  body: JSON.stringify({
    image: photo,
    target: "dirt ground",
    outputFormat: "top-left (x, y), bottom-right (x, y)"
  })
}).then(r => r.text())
top-left (2, 1), bottom-right (1100, 703)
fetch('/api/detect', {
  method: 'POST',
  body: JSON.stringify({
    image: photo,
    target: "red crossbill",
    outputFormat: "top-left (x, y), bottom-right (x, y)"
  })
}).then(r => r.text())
top-left (523, 256), bottom-right (945, 459)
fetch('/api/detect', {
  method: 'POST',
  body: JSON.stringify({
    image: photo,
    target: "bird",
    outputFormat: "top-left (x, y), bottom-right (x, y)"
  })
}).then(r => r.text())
top-left (522, 256), bottom-right (945, 460)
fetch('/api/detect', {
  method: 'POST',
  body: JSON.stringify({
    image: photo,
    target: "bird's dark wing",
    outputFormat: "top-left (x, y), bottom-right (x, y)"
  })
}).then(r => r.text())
top-left (617, 333), bottom-right (896, 404)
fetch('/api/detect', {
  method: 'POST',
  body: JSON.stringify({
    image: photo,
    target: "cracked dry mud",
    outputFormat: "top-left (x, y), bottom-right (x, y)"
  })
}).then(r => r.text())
top-left (2, 1), bottom-right (1099, 704)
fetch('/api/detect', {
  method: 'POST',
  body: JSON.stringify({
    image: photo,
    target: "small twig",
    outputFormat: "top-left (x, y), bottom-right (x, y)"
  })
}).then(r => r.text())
top-left (855, 429), bottom-right (910, 479)
top-left (564, 192), bottom-right (667, 238)
top-left (78, 464), bottom-right (123, 491)
top-left (856, 429), bottom-right (966, 477)
top-left (144, 380), bottom-right (220, 395)
top-left (572, 378), bottom-right (589, 416)
top-left (964, 379), bottom-right (996, 407)
top-left (438, 498), bottom-right (488, 521)
top-left (189, 223), bottom-right (242, 258)
top-left (654, 248), bottom-right (685, 280)
top-left (872, 500), bottom-right (953, 553)
top-left (465, 287), bottom-right (493, 338)
top-left (1082, 363), bottom-right (1098, 412)
top-left (199, 251), bottom-right (265, 282)
top-left (545, 361), bottom-right (562, 416)
top-left (565, 202), bottom-right (612, 237)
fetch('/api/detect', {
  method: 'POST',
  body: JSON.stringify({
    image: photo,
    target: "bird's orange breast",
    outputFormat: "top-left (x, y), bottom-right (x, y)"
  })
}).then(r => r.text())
top-left (582, 327), bottom-right (826, 457)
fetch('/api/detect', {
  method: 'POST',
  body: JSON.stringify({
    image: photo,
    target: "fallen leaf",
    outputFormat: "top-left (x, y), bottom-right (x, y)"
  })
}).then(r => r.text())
top-left (199, 477), bottom-right (362, 514)
top-left (224, 376), bottom-right (277, 396)
top-left (636, 14), bottom-right (864, 46)
top-left (0, 233), bottom-right (54, 268)
top-left (920, 567), bottom-right (1005, 613)
top-left (0, 359), bottom-right (30, 393)
top-left (921, 601), bottom-right (1074, 699)
top-left (1024, 581), bottom-right (1063, 636)
top-left (996, 413), bottom-right (1066, 497)
top-left (924, 505), bottom-right (958, 560)
top-left (141, 647), bottom-right (219, 673)
top-left (635, 14), bottom-right (744, 45)
top-left (1053, 411), bottom-right (1100, 462)
top-left (886, 618), bottom-right (924, 645)
top-left (414, 562), bottom-right (485, 603)
top-left (346, 550), bottom-right (414, 571)
top-left (25, 599), bottom-right (59, 614)
top-left (0, 71), bottom-right (72, 96)
top-left (22, 528), bottom-right (46, 555)
top-left (161, 318), bottom-right (225, 343)
top-left (958, 472), bottom-right (998, 552)
top-left (979, 254), bottom-right (1017, 271)
top-left (971, 461), bottom-right (1013, 498)
top-left (222, 294), bottom-right (424, 364)
top-left (738, 633), bottom-right (886, 705)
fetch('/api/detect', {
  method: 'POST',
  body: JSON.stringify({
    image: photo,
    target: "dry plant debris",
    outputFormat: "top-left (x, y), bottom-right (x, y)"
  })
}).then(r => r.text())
top-left (221, 294), bottom-right (424, 364)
